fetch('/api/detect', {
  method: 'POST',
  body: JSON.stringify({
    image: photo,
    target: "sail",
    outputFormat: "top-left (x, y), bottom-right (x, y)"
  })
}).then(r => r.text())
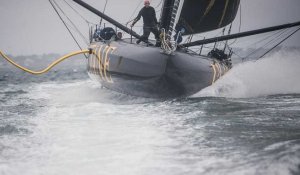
top-left (177, 0), bottom-right (240, 35)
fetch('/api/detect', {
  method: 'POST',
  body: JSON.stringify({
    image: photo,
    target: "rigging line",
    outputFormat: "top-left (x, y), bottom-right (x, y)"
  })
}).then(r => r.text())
top-left (229, 2), bottom-right (242, 46)
top-left (235, 30), bottom-right (284, 62)
top-left (127, 0), bottom-right (143, 23)
top-left (155, 0), bottom-right (163, 8)
top-left (241, 28), bottom-right (291, 61)
top-left (232, 51), bottom-right (245, 60)
top-left (257, 28), bottom-right (292, 48)
top-left (244, 29), bottom-right (287, 50)
top-left (127, 0), bottom-right (163, 25)
top-left (249, 29), bottom-right (286, 47)
top-left (63, 0), bottom-right (97, 25)
top-left (258, 26), bottom-right (300, 59)
top-left (230, 28), bottom-right (285, 48)
top-left (53, 0), bottom-right (89, 45)
top-left (238, 3), bottom-right (242, 34)
top-left (125, 2), bottom-right (169, 25)
top-left (49, 0), bottom-right (86, 57)
top-left (99, 0), bottom-right (108, 27)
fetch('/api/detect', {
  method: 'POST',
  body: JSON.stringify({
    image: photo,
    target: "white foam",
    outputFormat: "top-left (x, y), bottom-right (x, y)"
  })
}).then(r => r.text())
top-left (2, 80), bottom-right (182, 175)
top-left (193, 50), bottom-right (300, 98)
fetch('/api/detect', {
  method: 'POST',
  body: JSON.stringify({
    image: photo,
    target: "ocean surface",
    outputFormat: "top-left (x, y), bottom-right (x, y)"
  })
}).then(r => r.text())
top-left (0, 50), bottom-right (300, 175)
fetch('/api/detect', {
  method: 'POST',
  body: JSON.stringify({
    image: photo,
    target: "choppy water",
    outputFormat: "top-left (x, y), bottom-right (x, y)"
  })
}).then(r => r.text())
top-left (0, 50), bottom-right (300, 175)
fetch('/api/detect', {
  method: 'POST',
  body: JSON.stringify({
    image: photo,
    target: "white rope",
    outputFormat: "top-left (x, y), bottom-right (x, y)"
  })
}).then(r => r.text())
top-left (160, 28), bottom-right (181, 55)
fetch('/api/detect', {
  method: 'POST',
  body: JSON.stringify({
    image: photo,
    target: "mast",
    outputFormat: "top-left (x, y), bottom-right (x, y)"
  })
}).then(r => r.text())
top-left (160, 0), bottom-right (175, 33)
top-left (166, 0), bottom-right (181, 39)
top-left (180, 21), bottom-right (300, 47)
top-left (72, 0), bottom-right (142, 39)
top-left (159, 0), bottom-right (184, 39)
top-left (159, 0), bottom-right (185, 54)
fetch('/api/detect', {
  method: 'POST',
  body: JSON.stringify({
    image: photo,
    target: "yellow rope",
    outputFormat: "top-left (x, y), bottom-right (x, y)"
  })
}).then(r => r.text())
top-left (0, 49), bottom-right (90, 75)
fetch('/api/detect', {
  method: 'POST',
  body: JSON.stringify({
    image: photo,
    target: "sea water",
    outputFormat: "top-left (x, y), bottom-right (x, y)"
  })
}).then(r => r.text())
top-left (0, 50), bottom-right (300, 175)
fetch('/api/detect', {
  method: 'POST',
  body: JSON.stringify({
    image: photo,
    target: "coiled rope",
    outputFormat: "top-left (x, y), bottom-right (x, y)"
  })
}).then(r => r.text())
top-left (160, 28), bottom-right (180, 54)
top-left (0, 49), bottom-right (90, 75)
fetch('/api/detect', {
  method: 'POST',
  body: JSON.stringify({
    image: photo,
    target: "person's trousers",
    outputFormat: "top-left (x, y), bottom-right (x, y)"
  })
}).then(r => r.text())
top-left (137, 26), bottom-right (160, 44)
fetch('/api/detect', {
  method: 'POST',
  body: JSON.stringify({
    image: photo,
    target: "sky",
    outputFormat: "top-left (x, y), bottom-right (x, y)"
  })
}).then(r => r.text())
top-left (0, 0), bottom-right (299, 55)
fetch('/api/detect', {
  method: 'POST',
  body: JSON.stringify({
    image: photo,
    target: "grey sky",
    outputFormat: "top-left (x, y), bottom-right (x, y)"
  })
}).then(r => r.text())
top-left (0, 0), bottom-right (299, 55)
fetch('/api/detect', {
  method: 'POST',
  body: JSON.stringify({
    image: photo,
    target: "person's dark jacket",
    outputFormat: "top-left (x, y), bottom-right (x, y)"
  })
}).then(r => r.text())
top-left (133, 6), bottom-right (158, 27)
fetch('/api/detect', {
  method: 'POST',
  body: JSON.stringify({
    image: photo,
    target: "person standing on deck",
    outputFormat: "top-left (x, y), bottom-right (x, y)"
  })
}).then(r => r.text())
top-left (131, 0), bottom-right (161, 46)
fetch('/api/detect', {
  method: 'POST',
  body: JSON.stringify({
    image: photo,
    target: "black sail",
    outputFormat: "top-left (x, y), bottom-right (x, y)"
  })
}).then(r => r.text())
top-left (177, 0), bottom-right (240, 35)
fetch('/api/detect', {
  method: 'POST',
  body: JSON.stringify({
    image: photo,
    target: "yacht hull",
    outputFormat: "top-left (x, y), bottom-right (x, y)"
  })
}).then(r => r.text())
top-left (87, 40), bottom-right (229, 98)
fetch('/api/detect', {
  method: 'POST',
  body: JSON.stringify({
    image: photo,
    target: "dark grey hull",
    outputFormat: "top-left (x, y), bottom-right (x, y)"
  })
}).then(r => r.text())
top-left (87, 40), bottom-right (229, 98)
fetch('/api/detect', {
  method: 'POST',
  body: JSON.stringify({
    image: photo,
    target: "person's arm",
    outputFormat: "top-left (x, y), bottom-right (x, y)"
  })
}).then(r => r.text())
top-left (131, 8), bottom-right (143, 27)
top-left (152, 7), bottom-right (158, 24)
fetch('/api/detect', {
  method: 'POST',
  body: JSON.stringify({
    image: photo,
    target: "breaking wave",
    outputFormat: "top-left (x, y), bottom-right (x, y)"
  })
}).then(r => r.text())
top-left (193, 49), bottom-right (300, 98)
